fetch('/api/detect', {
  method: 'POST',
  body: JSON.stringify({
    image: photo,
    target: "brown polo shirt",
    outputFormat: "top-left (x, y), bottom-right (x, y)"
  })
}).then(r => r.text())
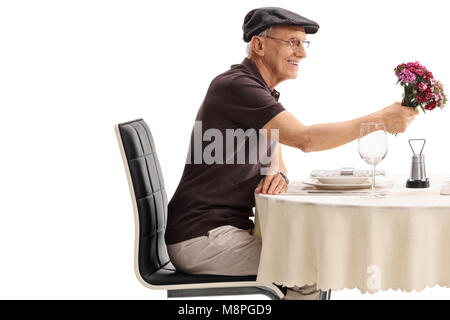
top-left (165, 58), bottom-right (285, 245)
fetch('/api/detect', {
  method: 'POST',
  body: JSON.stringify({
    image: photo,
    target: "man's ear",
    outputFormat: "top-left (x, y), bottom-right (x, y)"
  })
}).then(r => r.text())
top-left (251, 36), bottom-right (265, 57)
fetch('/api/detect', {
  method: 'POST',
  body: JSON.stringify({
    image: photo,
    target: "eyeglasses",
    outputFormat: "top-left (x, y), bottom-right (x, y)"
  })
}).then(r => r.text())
top-left (263, 36), bottom-right (310, 50)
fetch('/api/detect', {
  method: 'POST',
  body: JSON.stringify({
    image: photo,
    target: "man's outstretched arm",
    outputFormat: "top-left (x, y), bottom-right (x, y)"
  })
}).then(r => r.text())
top-left (262, 102), bottom-right (418, 153)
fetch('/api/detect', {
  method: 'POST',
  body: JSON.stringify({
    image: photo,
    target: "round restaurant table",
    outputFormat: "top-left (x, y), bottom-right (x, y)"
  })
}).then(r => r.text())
top-left (254, 175), bottom-right (450, 293)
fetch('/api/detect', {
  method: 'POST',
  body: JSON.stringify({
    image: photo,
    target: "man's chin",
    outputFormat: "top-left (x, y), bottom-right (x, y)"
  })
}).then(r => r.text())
top-left (289, 72), bottom-right (299, 80)
top-left (279, 72), bottom-right (299, 83)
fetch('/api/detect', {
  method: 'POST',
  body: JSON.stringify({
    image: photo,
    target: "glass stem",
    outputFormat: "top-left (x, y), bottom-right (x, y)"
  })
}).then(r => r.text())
top-left (372, 164), bottom-right (376, 196)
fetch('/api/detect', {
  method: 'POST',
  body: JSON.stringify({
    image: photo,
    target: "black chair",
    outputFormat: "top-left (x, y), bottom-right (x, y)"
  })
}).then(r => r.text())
top-left (115, 118), bottom-right (330, 300)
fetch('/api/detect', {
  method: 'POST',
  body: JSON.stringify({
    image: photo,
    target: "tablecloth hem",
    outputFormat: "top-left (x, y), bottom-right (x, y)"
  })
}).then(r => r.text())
top-left (263, 280), bottom-right (450, 294)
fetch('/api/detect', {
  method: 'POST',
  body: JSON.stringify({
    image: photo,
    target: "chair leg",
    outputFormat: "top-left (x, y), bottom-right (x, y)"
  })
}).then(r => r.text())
top-left (319, 289), bottom-right (332, 300)
top-left (168, 287), bottom-right (330, 300)
top-left (167, 286), bottom-right (281, 300)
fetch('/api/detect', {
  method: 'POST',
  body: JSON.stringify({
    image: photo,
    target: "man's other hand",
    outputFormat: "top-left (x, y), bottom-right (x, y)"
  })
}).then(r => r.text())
top-left (255, 173), bottom-right (288, 195)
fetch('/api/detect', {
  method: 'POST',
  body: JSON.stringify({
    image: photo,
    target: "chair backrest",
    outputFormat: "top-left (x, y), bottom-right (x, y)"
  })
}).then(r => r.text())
top-left (115, 119), bottom-right (170, 279)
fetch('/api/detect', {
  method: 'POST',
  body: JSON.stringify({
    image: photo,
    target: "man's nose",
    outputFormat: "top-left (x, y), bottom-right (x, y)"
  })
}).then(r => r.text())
top-left (294, 46), bottom-right (307, 59)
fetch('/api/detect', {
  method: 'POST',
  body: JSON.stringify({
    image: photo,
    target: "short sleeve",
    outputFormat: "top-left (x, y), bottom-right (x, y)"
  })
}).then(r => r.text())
top-left (219, 75), bottom-right (285, 129)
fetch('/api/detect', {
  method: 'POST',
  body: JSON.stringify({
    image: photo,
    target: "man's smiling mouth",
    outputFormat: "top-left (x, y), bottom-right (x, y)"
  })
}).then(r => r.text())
top-left (288, 60), bottom-right (299, 66)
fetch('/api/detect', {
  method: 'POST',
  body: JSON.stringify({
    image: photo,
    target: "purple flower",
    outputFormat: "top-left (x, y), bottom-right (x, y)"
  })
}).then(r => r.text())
top-left (398, 69), bottom-right (416, 84)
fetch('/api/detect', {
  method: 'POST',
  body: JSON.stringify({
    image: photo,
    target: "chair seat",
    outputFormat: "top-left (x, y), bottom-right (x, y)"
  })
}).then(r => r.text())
top-left (143, 263), bottom-right (257, 286)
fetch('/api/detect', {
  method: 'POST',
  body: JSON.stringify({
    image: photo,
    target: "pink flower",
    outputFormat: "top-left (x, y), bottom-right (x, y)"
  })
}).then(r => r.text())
top-left (418, 82), bottom-right (428, 91)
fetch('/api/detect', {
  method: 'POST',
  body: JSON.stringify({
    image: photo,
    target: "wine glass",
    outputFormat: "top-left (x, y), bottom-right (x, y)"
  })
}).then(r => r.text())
top-left (358, 123), bottom-right (388, 198)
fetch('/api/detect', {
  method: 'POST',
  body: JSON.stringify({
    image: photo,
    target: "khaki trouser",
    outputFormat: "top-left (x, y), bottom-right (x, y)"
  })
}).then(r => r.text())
top-left (167, 225), bottom-right (261, 276)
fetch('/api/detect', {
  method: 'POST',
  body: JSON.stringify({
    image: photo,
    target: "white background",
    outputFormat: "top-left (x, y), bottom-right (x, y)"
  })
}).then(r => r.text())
top-left (0, 0), bottom-right (449, 300)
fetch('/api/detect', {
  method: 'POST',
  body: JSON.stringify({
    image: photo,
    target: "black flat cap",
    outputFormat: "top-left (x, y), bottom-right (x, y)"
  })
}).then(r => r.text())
top-left (243, 7), bottom-right (320, 42)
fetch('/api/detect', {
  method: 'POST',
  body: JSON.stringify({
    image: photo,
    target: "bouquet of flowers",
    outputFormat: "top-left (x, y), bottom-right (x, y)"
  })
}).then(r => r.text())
top-left (394, 61), bottom-right (447, 112)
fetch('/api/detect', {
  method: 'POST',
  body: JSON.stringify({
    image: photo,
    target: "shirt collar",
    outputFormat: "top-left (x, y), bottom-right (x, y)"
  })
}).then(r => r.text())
top-left (241, 58), bottom-right (280, 102)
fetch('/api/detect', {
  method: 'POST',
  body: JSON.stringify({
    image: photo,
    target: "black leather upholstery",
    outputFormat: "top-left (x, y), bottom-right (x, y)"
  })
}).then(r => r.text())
top-left (118, 119), bottom-right (257, 285)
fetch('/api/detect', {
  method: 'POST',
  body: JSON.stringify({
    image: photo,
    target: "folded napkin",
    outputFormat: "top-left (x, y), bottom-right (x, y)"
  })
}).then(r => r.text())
top-left (440, 182), bottom-right (450, 195)
top-left (311, 168), bottom-right (385, 178)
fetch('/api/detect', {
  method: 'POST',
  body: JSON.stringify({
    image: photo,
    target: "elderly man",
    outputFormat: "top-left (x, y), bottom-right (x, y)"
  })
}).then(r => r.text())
top-left (165, 7), bottom-right (418, 300)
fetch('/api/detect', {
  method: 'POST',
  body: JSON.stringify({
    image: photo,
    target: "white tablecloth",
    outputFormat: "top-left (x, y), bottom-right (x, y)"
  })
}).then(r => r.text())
top-left (254, 175), bottom-right (450, 293)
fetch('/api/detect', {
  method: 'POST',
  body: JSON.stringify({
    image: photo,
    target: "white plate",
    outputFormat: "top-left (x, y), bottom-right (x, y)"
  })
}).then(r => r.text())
top-left (316, 176), bottom-right (369, 184)
top-left (303, 179), bottom-right (371, 190)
